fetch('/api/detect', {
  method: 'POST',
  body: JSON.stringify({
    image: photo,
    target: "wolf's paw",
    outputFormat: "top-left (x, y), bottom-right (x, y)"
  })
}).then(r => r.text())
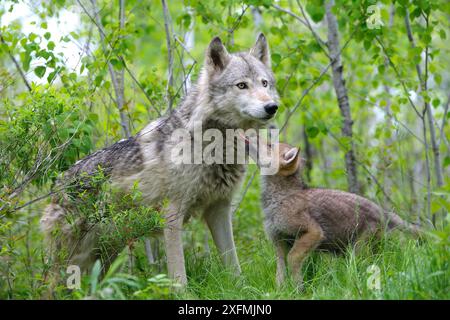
top-left (296, 281), bottom-right (305, 293)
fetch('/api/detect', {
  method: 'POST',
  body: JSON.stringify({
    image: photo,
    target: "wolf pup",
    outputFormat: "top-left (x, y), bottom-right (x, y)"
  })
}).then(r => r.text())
top-left (244, 137), bottom-right (420, 289)
top-left (41, 34), bottom-right (279, 288)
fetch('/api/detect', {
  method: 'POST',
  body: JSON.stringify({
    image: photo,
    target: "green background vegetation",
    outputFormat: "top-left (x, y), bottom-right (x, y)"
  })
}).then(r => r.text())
top-left (0, 0), bottom-right (449, 299)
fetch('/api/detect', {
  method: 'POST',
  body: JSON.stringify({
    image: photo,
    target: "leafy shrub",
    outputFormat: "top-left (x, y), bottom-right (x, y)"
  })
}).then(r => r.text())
top-left (0, 87), bottom-right (97, 211)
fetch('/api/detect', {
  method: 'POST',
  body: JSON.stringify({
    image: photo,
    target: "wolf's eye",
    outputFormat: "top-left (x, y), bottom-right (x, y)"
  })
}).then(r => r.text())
top-left (262, 79), bottom-right (268, 87)
top-left (236, 82), bottom-right (248, 89)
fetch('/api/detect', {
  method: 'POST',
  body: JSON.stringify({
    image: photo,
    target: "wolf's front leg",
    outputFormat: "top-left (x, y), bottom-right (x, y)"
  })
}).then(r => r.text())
top-left (163, 203), bottom-right (187, 287)
top-left (204, 199), bottom-right (241, 275)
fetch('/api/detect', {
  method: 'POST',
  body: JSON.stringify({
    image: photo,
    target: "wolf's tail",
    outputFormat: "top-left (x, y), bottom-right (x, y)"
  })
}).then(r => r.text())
top-left (385, 212), bottom-right (423, 238)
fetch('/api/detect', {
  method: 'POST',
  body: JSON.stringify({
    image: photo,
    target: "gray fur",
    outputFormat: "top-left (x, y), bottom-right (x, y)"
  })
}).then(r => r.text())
top-left (41, 34), bottom-right (279, 289)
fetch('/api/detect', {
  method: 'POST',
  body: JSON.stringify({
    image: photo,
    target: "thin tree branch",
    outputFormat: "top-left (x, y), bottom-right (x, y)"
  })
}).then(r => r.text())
top-left (280, 29), bottom-right (356, 132)
top-left (227, 4), bottom-right (249, 47)
top-left (405, 10), bottom-right (443, 225)
top-left (90, 0), bottom-right (130, 138)
top-left (0, 33), bottom-right (32, 92)
top-left (272, 2), bottom-right (328, 55)
top-left (347, 88), bottom-right (425, 145)
top-left (117, 0), bottom-right (130, 138)
top-left (162, 0), bottom-right (174, 110)
top-left (296, 0), bottom-right (329, 56)
top-left (375, 36), bottom-right (423, 119)
top-left (76, 0), bottom-right (160, 116)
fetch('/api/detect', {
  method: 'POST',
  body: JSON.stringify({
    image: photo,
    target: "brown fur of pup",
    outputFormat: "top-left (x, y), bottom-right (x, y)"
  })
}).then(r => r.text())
top-left (253, 141), bottom-right (420, 289)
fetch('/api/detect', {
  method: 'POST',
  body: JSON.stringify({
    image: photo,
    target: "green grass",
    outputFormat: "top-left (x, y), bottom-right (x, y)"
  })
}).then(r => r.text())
top-left (179, 234), bottom-right (449, 300)
top-left (1, 171), bottom-right (449, 299)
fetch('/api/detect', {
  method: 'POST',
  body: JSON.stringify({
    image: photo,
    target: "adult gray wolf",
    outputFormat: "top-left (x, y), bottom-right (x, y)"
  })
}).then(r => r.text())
top-left (41, 33), bottom-right (279, 289)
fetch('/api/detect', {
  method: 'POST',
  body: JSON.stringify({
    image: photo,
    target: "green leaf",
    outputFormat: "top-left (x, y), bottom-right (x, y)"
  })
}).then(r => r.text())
top-left (21, 52), bottom-right (31, 71)
top-left (37, 50), bottom-right (50, 60)
top-left (271, 53), bottom-right (281, 65)
top-left (88, 113), bottom-right (99, 122)
top-left (47, 58), bottom-right (56, 68)
top-left (28, 32), bottom-right (38, 42)
top-left (90, 260), bottom-right (102, 295)
top-left (94, 75), bottom-right (104, 86)
top-left (44, 32), bottom-right (51, 40)
top-left (34, 66), bottom-right (46, 78)
top-left (432, 98), bottom-right (440, 108)
top-left (391, 104), bottom-right (400, 114)
top-left (305, 1), bottom-right (325, 23)
top-left (110, 58), bottom-right (123, 70)
top-left (444, 156), bottom-right (450, 168)
top-left (47, 70), bottom-right (57, 83)
top-left (306, 126), bottom-right (319, 138)
top-left (70, 31), bottom-right (79, 40)
top-left (47, 41), bottom-right (55, 50)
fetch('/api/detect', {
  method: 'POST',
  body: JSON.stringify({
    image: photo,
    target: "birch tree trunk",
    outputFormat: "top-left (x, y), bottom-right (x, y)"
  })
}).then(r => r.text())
top-left (325, 0), bottom-right (360, 194)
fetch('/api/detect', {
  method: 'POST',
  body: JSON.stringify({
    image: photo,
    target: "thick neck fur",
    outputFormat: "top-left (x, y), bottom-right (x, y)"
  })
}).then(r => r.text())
top-left (261, 170), bottom-right (308, 210)
top-left (174, 69), bottom-right (216, 129)
top-left (262, 170), bottom-right (307, 194)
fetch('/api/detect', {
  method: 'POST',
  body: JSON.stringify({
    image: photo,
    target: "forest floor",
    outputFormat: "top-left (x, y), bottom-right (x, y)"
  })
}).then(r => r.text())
top-left (2, 175), bottom-right (449, 300)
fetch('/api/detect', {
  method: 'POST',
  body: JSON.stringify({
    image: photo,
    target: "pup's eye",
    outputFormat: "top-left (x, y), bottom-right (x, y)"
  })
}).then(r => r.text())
top-left (236, 82), bottom-right (248, 89)
top-left (262, 79), bottom-right (268, 87)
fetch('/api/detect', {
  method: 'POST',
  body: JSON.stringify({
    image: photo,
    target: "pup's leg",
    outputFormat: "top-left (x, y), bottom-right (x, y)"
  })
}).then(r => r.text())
top-left (274, 239), bottom-right (288, 287)
top-left (287, 224), bottom-right (324, 290)
top-left (163, 202), bottom-right (187, 287)
top-left (204, 199), bottom-right (241, 275)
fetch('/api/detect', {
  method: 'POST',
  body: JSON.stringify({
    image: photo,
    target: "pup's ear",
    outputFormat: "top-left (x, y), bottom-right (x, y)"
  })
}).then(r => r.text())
top-left (250, 33), bottom-right (270, 67)
top-left (205, 37), bottom-right (230, 74)
top-left (283, 147), bottom-right (299, 165)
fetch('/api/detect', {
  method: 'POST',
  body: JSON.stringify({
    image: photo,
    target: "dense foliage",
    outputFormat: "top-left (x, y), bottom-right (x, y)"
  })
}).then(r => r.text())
top-left (0, 0), bottom-right (448, 299)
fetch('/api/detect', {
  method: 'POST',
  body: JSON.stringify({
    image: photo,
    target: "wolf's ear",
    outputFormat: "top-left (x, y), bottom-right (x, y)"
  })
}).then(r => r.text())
top-left (250, 33), bottom-right (271, 67)
top-left (205, 37), bottom-right (230, 74)
top-left (283, 147), bottom-right (299, 165)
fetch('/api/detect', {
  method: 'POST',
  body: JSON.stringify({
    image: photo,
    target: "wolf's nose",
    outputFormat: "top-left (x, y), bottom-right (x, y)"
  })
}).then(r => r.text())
top-left (264, 103), bottom-right (278, 115)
